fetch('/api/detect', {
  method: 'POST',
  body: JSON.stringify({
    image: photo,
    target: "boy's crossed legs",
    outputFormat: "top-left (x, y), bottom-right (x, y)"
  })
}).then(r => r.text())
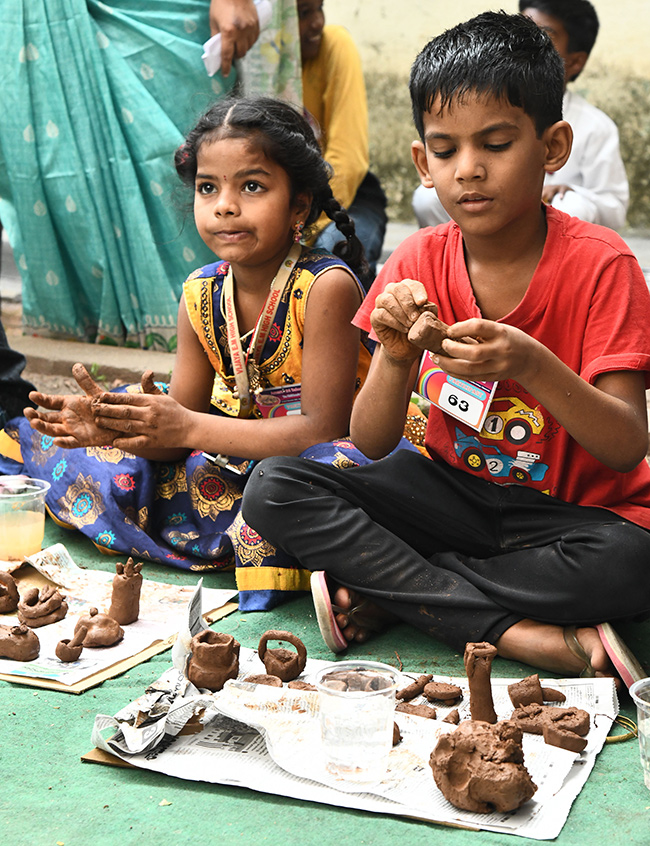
top-left (242, 450), bottom-right (650, 679)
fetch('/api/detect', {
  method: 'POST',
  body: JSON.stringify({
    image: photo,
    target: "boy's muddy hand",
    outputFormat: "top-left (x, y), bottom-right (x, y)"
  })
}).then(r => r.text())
top-left (435, 318), bottom-right (537, 382)
top-left (90, 392), bottom-right (192, 451)
top-left (371, 279), bottom-right (431, 362)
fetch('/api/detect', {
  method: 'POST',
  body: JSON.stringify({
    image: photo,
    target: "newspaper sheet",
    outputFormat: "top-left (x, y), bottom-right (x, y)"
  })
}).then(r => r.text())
top-left (91, 645), bottom-right (618, 840)
top-left (0, 544), bottom-right (237, 686)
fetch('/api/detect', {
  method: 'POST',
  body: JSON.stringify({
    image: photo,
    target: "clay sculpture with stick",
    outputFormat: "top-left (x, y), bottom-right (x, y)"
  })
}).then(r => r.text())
top-left (430, 720), bottom-right (537, 813)
top-left (464, 641), bottom-right (498, 723)
top-left (74, 608), bottom-right (124, 647)
top-left (108, 557), bottom-right (143, 625)
top-left (258, 630), bottom-right (307, 682)
top-left (55, 626), bottom-right (88, 662)
top-left (0, 623), bottom-right (40, 660)
top-left (186, 630), bottom-right (240, 692)
top-left (18, 586), bottom-right (68, 628)
top-left (0, 571), bottom-right (19, 613)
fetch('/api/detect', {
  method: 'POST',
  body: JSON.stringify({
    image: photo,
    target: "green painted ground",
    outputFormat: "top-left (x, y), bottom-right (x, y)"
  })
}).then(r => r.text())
top-left (2, 518), bottom-right (649, 846)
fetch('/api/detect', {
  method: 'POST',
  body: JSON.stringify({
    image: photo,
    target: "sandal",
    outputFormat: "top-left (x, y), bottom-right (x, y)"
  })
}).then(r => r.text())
top-left (564, 624), bottom-right (646, 690)
top-left (310, 571), bottom-right (395, 654)
top-left (563, 626), bottom-right (595, 677)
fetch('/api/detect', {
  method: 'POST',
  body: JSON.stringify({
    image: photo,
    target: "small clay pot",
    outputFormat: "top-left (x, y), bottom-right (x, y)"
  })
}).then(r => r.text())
top-left (187, 630), bottom-right (240, 692)
top-left (0, 624), bottom-right (40, 661)
top-left (258, 630), bottom-right (307, 682)
top-left (0, 571), bottom-right (19, 613)
top-left (74, 608), bottom-right (124, 647)
top-left (18, 586), bottom-right (68, 628)
top-left (55, 625), bottom-right (88, 662)
top-left (108, 557), bottom-right (143, 625)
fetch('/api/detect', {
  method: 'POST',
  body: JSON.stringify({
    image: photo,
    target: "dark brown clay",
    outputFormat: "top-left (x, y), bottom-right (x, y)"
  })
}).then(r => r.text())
top-left (396, 701), bottom-right (437, 719)
top-left (74, 608), bottom-right (124, 647)
top-left (407, 301), bottom-right (478, 355)
top-left (442, 709), bottom-right (460, 725)
top-left (508, 674), bottom-right (544, 708)
top-left (464, 642), bottom-right (498, 723)
top-left (18, 586), bottom-right (68, 628)
top-left (541, 687), bottom-right (566, 703)
top-left (510, 703), bottom-right (590, 737)
top-left (423, 681), bottom-right (462, 703)
top-left (392, 722), bottom-right (402, 746)
top-left (0, 570), bottom-right (19, 613)
top-left (258, 630), bottom-right (307, 682)
top-left (186, 630), bottom-right (240, 692)
top-left (55, 625), bottom-right (88, 662)
top-left (430, 720), bottom-right (537, 814)
top-left (108, 557), bottom-right (143, 625)
top-left (0, 624), bottom-right (40, 661)
top-left (396, 674), bottom-right (433, 701)
top-left (542, 722), bottom-right (588, 753)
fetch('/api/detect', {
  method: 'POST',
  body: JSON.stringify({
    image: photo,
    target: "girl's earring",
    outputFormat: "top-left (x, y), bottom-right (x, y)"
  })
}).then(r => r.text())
top-left (293, 220), bottom-right (304, 243)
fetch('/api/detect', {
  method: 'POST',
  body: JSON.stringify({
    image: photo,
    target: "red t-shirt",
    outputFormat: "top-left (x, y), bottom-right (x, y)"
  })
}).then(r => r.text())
top-left (354, 207), bottom-right (650, 529)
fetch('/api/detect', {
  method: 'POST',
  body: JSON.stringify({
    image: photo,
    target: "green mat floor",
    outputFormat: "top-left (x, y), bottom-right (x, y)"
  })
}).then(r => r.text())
top-left (2, 518), bottom-right (649, 846)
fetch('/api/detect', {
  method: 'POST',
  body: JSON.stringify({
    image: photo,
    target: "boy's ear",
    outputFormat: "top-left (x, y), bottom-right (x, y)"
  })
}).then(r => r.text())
top-left (411, 140), bottom-right (435, 188)
top-left (543, 120), bottom-right (573, 174)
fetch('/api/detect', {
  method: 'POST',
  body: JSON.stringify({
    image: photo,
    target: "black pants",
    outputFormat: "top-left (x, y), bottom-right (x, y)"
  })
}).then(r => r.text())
top-left (0, 317), bottom-right (35, 427)
top-left (242, 450), bottom-right (650, 651)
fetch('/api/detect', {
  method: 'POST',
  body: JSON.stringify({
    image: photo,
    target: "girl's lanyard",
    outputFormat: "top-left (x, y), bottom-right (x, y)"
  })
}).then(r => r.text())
top-left (223, 243), bottom-right (302, 418)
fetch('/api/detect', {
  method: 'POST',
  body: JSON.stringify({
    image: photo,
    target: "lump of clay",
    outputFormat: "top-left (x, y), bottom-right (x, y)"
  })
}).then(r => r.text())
top-left (393, 722), bottom-right (402, 746)
top-left (508, 673), bottom-right (545, 708)
top-left (423, 681), bottom-right (462, 703)
top-left (74, 608), bottom-right (124, 647)
top-left (55, 626), bottom-right (87, 663)
top-left (287, 679), bottom-right (317, 691)
top-left (543, 721), bottom-right (588, 753)
top-left (442, 709), bottom-right (460, 725)
top-left (464, 642), bottom-right (497, 723)
top-left (510, 703), bottom-right (590, 737)
top-left (0, 570), bottom-right (19, 613)
top-left (18, 586), bottom-right (68, 628)
top-left (258, 630), bottom-right (307, 682)
top-left (396, 674), bottom-right (433, 701)
top-left (430, 720), bottom-right (537, 814)
top-left (396, 701), bottom-right (437, 719)
top-left (542, 686), bottom-right (566, 703)
top-left (186, 630), bottom-right (240, 692)
top-left (108, 557), bottom-right (143, 625)
top-left (0, 623), bottom-right (40, 661)
top-left (407, 301), bottom-right (477, 355)
top-left (244, 674), bottom-right (283, 687)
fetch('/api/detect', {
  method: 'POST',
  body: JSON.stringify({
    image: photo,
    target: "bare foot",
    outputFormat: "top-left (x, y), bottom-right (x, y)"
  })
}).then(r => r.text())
top-left (332, 586), bottom-right (398, 644)
top-left (496, 619), bottom-right (617, 682)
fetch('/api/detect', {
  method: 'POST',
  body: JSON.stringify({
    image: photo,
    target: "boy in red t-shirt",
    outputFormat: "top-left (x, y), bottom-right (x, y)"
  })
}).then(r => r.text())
top-left (242, 11), bottom-right (650, 687)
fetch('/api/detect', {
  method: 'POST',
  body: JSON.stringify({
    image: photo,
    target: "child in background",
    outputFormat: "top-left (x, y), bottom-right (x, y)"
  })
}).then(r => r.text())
top-left (298, 0), bottom-right (388, 281)
top-left (242, 13), bottom-right (649, 688)
top-left (413, 0), bottom-right (629, 231)
top-left (18, 96), bottom-right (380, 609)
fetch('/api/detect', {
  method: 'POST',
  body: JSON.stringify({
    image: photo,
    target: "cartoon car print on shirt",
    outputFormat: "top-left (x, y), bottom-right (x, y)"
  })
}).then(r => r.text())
top-left (481, 396), bottom-right (544, 445)
top-left (454, 428), bottom-right (549, 483)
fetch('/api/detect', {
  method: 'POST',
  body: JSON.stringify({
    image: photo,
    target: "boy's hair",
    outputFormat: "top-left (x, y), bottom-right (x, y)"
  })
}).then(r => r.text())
top-left (409, 11), bottom-right (565, 140)
top-left (518, 0), bottom-right (599, 57)
top-left (175, 96), bottom-right (368, 280)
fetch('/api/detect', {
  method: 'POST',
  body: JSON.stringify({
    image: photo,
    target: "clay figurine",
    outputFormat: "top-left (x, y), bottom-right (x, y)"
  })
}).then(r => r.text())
top-left (423, 681), bottom-right (462, 703)
top-left (430, 720), bottom-right (537, 813)
top-left (464, 642), bottom-right (498, 723)
top-left (18, 586), bottom-right (68, 628)
top-left (508, 674), bottom-right (544, 708)
top-left (396, 701), bottom-right (437, 719)
top-left (542, 721), bottom-right (588, 753)
top-left (510, 703), bottom-right (590, 737)
top-left (407, 300), bottom-right (478, 356)
top-left (55, 626), bottom-right (88, 662)
top-left (0, 571), bottom-right (19, 613)
top-left (186, 631), bottom-right (240, 692)
top-left (108, 557), bottom-right (143, 625)
top-left (74, 608), bottom-right (124, 647)
top-left (258, 630), bottom-right (307, 682)
top-left (0, 624), bottom-right (40, 661)
top-left (244, 674), bottom-right (283, 687)
top-left (396, 674), bottom-right (433, 701)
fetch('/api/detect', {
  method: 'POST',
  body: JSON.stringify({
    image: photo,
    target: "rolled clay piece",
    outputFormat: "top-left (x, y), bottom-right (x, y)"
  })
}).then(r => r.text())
top-left (0, 570), bottom-right (19, 613)
top-left (186, 631), bottom-right (240, 692)
top-left (108, 557), bottom-right (143, 625)
top-left (407, 301), bottom-right (478, 355)
top-left (393, 722), bottom-right (402, 746)
top-left (430, 720), bottom-right (537, 814)
top-left (442, 709), bottom-right (460, 725)
top-left (423, 681), bottom-right (462, 703)
top-left (244, 674), bottom-right (283, 687)
top-left (543, 722), bottom-right (588, 753)
top-left (55, 625), bottom-right (88, 662)
top-left (287, 680), bottom-right (317, 692)
top-left (541, 687), bottom-right (566, 703)
top-left (510, 703), bottom-right (590, 737)
top-left (0, 624), bottom-right (40, 661)
top-left (74, 608), bottom-right (124, 647)
top-left (396, 701), bottom-right (437, 719)
top-left (464, 642), bottom-right (498, 723)
top-left (396, 674), bottom-right (433, 701)
top-left (508, 674), bottom-right (544, 708)
top-left (258, 630), bottom-right (307, 682)
top-left (17, 586), bottom-right (68, 628)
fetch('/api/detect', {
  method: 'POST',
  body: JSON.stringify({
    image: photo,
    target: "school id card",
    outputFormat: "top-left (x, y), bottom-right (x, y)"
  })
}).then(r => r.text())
top-left (255, 384), bottom-right (302, 419)
top-left (415, 351), bottom-right (498, 431)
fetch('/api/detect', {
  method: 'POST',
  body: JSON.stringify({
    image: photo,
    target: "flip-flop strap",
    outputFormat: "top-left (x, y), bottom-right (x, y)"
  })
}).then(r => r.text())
top-left (563, 626), bottom-right (595, 677)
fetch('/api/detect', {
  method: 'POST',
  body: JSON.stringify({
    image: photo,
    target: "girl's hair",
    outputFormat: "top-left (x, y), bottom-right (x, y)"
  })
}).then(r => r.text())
top-left (175, 96), bottom-right (369, 281)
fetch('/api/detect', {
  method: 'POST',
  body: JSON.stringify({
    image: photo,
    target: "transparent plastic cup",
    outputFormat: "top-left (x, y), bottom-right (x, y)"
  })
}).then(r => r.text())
top-left (630, 677), bottom-right (650, 791)
top-left (314, 660), bottom-right (399, 785)
top-left (0, 476), bottom-right (50, 560)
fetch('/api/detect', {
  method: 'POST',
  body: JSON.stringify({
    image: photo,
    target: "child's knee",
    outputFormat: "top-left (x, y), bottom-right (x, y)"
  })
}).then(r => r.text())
top-left (241, 456), bottom-right (301, 532)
